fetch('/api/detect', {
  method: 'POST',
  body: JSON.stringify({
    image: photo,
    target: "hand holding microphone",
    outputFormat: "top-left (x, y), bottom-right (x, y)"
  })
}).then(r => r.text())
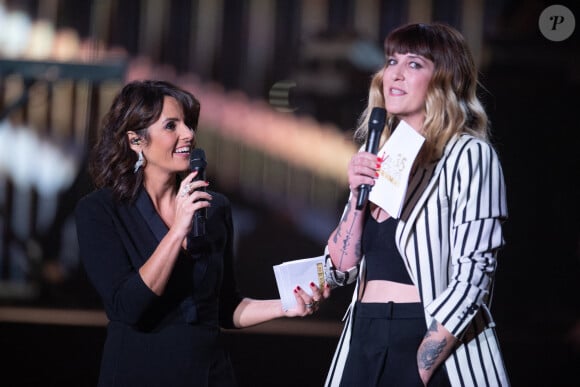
top-left (355, 107), bottom-right (386, 210)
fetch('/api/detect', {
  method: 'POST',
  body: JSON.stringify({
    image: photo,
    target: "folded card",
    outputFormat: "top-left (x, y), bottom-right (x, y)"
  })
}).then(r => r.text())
top-left (273, 255), bottom-right (325, 311)
top-left (369, 120), bottom-right (425, 218)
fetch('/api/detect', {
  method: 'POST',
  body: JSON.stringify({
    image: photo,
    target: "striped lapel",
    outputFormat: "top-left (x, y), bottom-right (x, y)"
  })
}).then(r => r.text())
top-left (396, 135), bottom-right (462, 265)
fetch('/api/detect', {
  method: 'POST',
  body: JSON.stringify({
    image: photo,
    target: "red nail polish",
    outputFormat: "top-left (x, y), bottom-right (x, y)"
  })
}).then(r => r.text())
top-left (375, 171), bottom-right (379, 177)
top-left (293, 288), bottom-right (298, 293)
top-left (310, 282), bottom-right (316, 287)
top-left (376, 163), bottom-right (381, 168)
top-left (377, 156), bottom-right (383, 162)
top-left (296, 286), bottom-right (301, 291)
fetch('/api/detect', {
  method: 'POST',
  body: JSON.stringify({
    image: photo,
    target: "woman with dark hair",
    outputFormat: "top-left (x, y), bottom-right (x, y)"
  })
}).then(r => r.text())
top-left (323, 23), bottom-right (509, 386)
top-left (75, 80), bottom-right (328, 386)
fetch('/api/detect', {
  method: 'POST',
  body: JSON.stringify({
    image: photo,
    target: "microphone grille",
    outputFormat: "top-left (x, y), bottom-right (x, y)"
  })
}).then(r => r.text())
top-left (369, 107), bottom-right (386, 126)
top-left (190, 148), bottom-right (207, 170)
top-left (190, 148), bottom-right (205, 160)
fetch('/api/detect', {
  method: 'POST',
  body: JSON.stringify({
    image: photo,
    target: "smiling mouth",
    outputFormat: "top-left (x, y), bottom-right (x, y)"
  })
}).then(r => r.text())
top-left (174, 146), bottom-right (190, 154)
top-left (390, 88), bottom-right (405, 95)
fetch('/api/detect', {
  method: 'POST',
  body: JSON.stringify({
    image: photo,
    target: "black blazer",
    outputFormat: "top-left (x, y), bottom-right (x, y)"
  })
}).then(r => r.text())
top-left (75, 187), bottom-right (242, 386)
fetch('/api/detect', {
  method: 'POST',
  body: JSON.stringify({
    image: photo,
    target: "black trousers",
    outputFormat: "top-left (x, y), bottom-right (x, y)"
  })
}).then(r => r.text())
top-left (339, 301), bottom-right (450, 387)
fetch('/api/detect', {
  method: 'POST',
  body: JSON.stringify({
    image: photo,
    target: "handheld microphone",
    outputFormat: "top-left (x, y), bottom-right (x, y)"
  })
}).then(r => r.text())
top-left (356, 107), bottom-right (386, 210)
top-left (189, 148), bottom-right (207, 237)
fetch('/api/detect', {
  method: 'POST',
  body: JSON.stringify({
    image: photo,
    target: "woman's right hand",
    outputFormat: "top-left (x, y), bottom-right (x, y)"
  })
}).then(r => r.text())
top-left (174, 171), bottom-right (211, 236)
top-left (348, 151), bottom-right (382, 198)
top-left (284, 282), bottom-right (331, 317)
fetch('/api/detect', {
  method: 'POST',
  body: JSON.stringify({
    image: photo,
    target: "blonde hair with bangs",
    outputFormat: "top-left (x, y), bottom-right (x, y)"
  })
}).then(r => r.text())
top-left (354, 23), bottom-right (489, 165)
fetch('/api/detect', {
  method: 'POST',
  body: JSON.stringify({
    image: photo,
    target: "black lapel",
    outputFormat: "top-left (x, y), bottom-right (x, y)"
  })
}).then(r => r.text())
top-left (135, 188), bottom-right (168, 243)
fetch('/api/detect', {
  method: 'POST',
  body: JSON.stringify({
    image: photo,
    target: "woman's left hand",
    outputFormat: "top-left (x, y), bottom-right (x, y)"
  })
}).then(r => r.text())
top-left (284, 282), bottom-right (331, 317)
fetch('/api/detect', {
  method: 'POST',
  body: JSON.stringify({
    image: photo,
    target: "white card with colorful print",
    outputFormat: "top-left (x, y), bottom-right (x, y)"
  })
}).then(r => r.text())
top-left (369, 120), bottom-right (425, 218)
top-left (273, 255), bottom-right (325, 311)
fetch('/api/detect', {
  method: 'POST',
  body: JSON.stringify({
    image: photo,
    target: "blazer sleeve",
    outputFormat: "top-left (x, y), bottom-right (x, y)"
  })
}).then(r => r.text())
top-left (216, 194), bottom-right (244, 329)
top-left (75, 192), bottom-right (159, 325)
top-left (425, 139), bottom-right (508, 337)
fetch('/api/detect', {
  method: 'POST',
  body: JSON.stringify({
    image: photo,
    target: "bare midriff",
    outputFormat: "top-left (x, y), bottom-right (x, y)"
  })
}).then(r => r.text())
top-left (360, 279), bottom-right (421, 303)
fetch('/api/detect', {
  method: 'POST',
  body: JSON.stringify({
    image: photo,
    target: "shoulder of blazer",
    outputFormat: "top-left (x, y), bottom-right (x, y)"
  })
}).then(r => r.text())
top-left (397, 135), bottom-right (493, 237)
top-left (442, 134), bottom-right (500, 184)
top-left (75, 188), bottom-right (115, 215)
top-left (76, 187), bottom-right (233, 224)
top-left (444, 134), bottom-right (495, 164)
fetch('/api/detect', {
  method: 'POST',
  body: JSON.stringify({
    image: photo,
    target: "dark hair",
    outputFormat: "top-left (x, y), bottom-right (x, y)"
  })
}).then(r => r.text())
top-left (89, 80), bottom-right (200, 201)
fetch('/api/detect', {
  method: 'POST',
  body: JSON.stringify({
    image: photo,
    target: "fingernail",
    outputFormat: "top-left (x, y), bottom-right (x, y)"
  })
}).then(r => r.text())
top-left (377, 156), bottom-right (383, 162)
top-left (296, 286), bottom-right (301, 291)
top-left (376, 163), bottom-right (381, 169)
top-left (310, 282), bottom-right (315, 287)
top-left (293, 288), bottom-right (298, 293)
top-left (375, 171), bottom-right (379, 177)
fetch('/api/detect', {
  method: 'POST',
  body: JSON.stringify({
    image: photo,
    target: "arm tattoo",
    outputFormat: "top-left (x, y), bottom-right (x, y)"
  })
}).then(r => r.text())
top-left (418, 321), bottom-right (447, 371)
top-left (332, 201), bottom-right (352, 244)
top-left (338, 211), bottom-right (360, 267)
top-left (331, 202), bottom-right (362, 268)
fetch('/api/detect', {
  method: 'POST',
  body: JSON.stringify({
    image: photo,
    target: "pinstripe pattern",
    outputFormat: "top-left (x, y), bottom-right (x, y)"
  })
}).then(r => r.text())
top-left (325, 135), bottom-right (510, 387)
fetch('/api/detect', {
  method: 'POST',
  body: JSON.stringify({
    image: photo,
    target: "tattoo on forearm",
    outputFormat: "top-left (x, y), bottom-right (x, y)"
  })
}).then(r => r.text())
top-left (418, 339), bottom-right (446, 370)
top-left (332, 202), bottom-right (352, 244)
top-left (418, 321), bottom-right (447, 371)
top-left (332, 225), bottom-right (340, 245)
top-left (338, 206), bottom-right (360, 269)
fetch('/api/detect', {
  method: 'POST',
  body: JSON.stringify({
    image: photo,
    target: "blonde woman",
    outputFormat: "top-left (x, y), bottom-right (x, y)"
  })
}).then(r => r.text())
top-left (324, 23), bottom-right (509, 386)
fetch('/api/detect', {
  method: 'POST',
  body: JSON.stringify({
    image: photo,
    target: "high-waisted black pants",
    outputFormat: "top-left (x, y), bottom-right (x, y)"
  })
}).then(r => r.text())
top-left (339, 301), bottom-right (451, 387)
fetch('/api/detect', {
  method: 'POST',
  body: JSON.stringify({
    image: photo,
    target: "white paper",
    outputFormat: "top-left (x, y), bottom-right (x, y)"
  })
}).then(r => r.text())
top-left (368, 120), bottom-right (425, 218)
top-left (273, 255), bottom-right (326, 310)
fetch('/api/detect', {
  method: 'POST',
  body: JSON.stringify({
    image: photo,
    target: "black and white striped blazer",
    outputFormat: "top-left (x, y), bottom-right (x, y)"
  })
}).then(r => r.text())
top-left (325, 134), bottom-right (510, 387)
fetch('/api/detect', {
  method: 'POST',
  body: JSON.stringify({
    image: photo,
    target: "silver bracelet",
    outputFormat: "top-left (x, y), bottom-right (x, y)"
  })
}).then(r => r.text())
top-left (323, 255), bottom-right (358, 288)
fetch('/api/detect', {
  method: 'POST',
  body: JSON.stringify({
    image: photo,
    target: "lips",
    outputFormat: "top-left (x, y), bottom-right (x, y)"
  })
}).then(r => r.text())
top-left (174, 146), bottom-right (190, 154)
top-left (389, 87), bottom-right (406, 95)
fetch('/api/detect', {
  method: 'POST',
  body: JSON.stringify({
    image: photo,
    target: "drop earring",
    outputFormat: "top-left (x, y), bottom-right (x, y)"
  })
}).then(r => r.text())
top-left (134, 151), bottom-right (144, 173)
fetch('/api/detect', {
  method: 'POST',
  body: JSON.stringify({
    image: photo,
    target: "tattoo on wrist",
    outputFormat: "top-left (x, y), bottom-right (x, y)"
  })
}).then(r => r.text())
top-left (418, 321), bottom-right (447, 371)
top-left (418, 339), bottom-right (446, 370)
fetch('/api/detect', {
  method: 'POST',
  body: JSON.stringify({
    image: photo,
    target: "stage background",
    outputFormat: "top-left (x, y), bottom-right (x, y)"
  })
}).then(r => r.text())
top-left (1, 0), bottom-right (578, 386)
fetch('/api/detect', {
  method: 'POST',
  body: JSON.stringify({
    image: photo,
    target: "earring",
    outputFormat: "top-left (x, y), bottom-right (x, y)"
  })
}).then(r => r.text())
top-left (134, 151), bottom-right (144, 173)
